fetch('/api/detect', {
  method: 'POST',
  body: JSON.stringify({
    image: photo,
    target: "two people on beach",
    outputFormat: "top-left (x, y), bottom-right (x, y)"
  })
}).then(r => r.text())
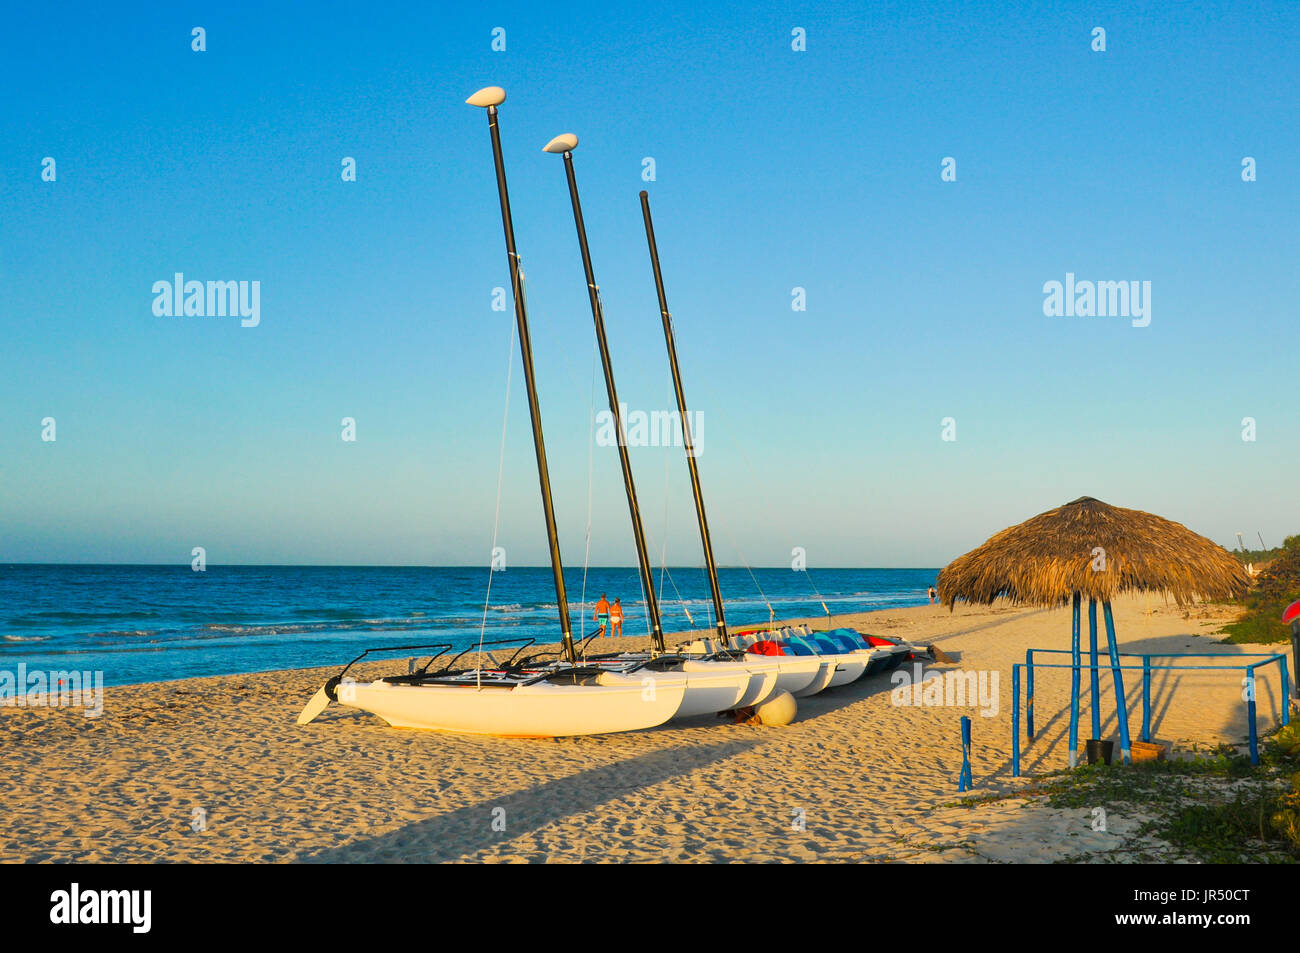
top-left (594, 594), bottom-right (623, 637)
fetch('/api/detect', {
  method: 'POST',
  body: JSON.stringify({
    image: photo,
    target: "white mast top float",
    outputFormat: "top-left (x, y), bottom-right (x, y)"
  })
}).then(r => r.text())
top-left (465, 86), bottom-right (506, 107)
top-left (543, 133), bottom-right (579, 154)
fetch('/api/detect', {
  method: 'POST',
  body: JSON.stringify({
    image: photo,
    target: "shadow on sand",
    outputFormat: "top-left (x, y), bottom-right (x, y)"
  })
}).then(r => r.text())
top-left (988, 631), bottom-right (1288, 779)
top-left (293, 737), bottom-right (759, 863)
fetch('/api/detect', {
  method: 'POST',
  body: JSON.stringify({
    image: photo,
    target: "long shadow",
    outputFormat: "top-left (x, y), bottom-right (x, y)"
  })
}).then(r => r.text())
top-left (926, 608), bottom-right (1055, 646)
top-left (293, 737), bottom-right (758, 863)
top-left (990, 632), bottom-right (1289, 779)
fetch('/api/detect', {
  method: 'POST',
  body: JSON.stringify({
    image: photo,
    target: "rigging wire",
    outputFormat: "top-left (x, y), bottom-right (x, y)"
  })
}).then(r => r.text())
top-left (475, 258), bottom-right (520, 688)
top-left (715, 514), bottom-right (774, 631)
top-left (645, 521), bottom-right (694, 631)
top-left (596, 285), bottom-right (652, 643)
top-left (665, 310), bottom-right (836, 631)
top-left (578, 330), bottom-right (598, 658)
top-left (653, 366), bottom-right (697, 634)
top-left (724, 431), bottom-right (835, 628)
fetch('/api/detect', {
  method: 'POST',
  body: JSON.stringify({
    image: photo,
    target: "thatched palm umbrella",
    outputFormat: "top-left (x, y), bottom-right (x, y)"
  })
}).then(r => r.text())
top-left (937, 497), bottom-right (1250, 765)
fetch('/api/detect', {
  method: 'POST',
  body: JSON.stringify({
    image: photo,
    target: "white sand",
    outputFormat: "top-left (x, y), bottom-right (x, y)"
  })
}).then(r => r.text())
top-left (0, 594), bottom-right (1289, 862)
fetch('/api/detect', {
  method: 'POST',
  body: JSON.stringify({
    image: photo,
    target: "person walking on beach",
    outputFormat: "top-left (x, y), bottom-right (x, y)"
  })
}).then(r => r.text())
top-left (928, 586), bottom-right (937, 605)
top-left (594, 594), bottom-right (611, 636)
top-left (610, 598), bottom-right (624, 638)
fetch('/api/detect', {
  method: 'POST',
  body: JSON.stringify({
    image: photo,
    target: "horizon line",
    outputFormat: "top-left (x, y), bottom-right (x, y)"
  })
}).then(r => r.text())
top-left (0, 562), bottom-right (945, 571)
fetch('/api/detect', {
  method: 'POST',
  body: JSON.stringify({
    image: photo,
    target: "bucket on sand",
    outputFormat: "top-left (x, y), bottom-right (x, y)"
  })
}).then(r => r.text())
top-left (1085, 739), bottom-right (1114, 765)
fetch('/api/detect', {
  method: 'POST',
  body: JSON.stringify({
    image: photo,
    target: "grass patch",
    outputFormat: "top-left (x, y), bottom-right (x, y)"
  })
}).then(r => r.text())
top-left (1220, 615), bottom-right (1290, 644)
top-left (1023, 723), bottom-right (1300, 862)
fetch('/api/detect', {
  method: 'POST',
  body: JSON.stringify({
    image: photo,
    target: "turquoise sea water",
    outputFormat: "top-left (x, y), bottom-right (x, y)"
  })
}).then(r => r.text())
top-left (0, 565), bottom-right (938, 687)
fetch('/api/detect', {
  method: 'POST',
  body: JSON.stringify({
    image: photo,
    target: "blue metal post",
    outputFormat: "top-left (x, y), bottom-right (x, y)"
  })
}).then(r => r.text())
top-left (1101, 601), bottom-right (1132, 764)
top-left (1012, 665), bottom-right (1021, 778)
top-left (1142, 655), bottom-right (1152, 742)
top-left (1068, 593), bottom-right (1081, 768)
top-left (1088, 598), bottom-right (1101, 740)
top-left (1246, 663), bottom-right (1259, 765)
top-left (1281, 655), bottom-right (1291, 726)
top-left (1025, 649), bottom-right (1035, 739)
top-left (958, 716), bottom-right (972, 791)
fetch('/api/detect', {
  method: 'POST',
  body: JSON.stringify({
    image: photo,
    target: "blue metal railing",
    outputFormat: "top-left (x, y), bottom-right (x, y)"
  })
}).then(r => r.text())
top-left (1013, 650), bottom-right (1290, 776)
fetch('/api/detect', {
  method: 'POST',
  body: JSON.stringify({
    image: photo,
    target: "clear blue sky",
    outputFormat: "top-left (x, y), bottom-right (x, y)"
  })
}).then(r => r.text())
top-left (2, 0), bottom-right (1297, 567)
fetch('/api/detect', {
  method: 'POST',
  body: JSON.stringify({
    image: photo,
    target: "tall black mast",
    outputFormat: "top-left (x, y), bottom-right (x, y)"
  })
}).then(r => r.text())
top-left (471, 89), bottom-right (575, 663)
top-left (548, 138), bottom-right (665, 651)
top-left (638, 190), bottom-right (729, 647)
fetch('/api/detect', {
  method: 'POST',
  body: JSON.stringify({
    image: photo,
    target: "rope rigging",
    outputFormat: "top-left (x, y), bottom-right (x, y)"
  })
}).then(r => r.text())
top-left (474, 257), bottom-right (520, 687)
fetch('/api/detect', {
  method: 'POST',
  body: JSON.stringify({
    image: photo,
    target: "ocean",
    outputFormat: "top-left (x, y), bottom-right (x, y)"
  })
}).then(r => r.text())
top-left (0, 564), bottom-right (938, 687)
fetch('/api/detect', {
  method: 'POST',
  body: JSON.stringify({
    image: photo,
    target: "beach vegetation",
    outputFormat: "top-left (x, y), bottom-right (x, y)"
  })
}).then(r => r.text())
top-left (1029, 723), bottom-right (1300, 862)
top-left (1221, 533), bottom-right (1300, 644)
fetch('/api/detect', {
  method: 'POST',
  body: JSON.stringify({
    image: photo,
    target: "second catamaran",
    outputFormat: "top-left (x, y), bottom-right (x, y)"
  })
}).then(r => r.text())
top-left (535, 133), bottom-right (794, 716)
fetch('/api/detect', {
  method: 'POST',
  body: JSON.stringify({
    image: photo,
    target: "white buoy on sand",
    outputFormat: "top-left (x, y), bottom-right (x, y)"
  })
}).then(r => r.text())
top-left (756, 690), bottom-right (797, 726)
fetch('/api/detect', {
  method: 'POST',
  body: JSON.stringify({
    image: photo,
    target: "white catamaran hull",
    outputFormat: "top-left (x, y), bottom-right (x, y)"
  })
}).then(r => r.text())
top-left (340, 673), bottom-right (685, 737)
top-left (760, 656), bottom-right (819, 697)
top-left (676, 639), bottom-right (820, 700)
top-left (733, 663), bottom-right (781, 708)
top-left (825, 655), bottom-right (869, 688)
top-left (664, 660), bottom-right (760, 717)
top-left (791, 659), bottom-right (838, 697)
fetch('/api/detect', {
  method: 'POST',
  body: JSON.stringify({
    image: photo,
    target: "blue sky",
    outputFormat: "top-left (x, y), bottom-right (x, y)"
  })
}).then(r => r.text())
top-left (2, 0), bottom-right (1297, 568)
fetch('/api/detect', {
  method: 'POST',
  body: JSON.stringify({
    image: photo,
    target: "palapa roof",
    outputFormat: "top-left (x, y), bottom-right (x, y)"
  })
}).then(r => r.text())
top-left (936, 497), bottom-right (1250, 608)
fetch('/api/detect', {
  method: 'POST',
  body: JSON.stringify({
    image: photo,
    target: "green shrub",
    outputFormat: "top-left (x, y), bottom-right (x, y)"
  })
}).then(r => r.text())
top-left (1271, 772), bottom-right (1300, 852)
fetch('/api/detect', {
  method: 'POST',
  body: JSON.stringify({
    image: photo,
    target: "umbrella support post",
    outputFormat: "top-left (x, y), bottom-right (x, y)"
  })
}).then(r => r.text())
top-left (1011, 664), bottom-right (1021, 777)
top-left (1088, 598), bottom-right (1101, 741)
top-left (1025, 649), bottom-right (1035, 739)
top-left (1247, 662), bottom-right (1260, 765)
top-left (1068, 594), bottom-right (1081, 768)
top-left (1101, 601), bottom-right (1132, 764)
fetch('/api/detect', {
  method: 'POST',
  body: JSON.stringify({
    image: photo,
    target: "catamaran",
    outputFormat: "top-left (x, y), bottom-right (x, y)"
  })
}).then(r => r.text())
top-left (298, 87), bottom-right (705, 736)
top-left (521, 132), bottom-right (804, 717)
top-left (629, 190), bottom-right (916, 697)
top-left (513, 184), bottom-right (890, 710)
top-left (297, 89), bottom-right (899, 735)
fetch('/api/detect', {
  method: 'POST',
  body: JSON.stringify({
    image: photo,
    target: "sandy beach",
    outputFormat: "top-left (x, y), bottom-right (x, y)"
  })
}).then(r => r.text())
top-left (1, 594), bottom-right (1289, 863)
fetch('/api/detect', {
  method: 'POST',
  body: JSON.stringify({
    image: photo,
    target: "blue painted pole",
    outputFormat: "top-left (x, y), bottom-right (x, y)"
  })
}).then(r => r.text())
top-left (1281, 655), bottom-right (1291, 727)
top-left (958, 716), bottom-right (973, 791)
top-left (1012, 665), bottom-right (1021, 778)
top-left (1246, 665), bottom-right (1259, 765)
top-left (1142, 656), bottom-right (1152, 742)
top-left (1068, 593), bottom-right (1081, 768)
top-left (1026, 649), bottom-right (1035, 739)
top-left (1088, 598), bottom-right (1101, 740)
top-left (1101, 601), bottom-right (1132, 764)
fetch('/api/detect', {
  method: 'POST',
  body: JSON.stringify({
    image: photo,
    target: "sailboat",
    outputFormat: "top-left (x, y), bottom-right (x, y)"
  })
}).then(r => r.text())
top-left (296, 87), bottom-right (690, 737)
top-left (534, 185), bottom-right (851, 709)
top-left (524, 132), bottom-right (790, 718)
top-left (635, 191), bottom-right (906, 698)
